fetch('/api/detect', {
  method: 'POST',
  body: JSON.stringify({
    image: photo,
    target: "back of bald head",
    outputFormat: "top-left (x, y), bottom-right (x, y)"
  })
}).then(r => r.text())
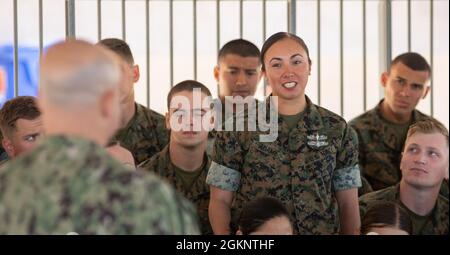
top-left (39, 39), bottom-right (120, 107)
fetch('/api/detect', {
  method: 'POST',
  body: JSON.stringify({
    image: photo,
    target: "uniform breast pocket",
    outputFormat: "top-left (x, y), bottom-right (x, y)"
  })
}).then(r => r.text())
top-left (303, 145), bottom-right (337, 187)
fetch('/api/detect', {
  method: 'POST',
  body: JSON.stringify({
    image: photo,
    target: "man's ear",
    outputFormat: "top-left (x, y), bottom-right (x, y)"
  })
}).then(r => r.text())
top-left (236, 229), bottom-right (243, 235)
top-left (381, 72), bottom-right (389, 88)
top-left (422, 86), bottom-right (430, 99)
top-left (214, 66), bottom-right (220, 82)
top-left (2, 138), bottom-right (15, 158)
top-left (132, 65), bottom-right (140, 83)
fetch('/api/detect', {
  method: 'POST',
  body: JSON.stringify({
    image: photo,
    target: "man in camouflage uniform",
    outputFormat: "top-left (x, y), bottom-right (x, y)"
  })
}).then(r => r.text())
top-left (0, 40), bottom-right (199, 235)
top-left (208, 39), bottom-right (262, 155)
top-left (349, 52), bottom-right (448, 198)
top-left (0, 96), bottom-right (44, 165)
top-left (97, 38), bottom-right (168, 165)
top-left (139, 80), bottom-right (214, 234)
top-left (359, 119), bottom-right (449, 235)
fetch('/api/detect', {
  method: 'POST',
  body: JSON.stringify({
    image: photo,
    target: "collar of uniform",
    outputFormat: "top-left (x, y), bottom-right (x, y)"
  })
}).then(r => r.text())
top-left (394, 182), bottom-right (447, 234)
top-left (297, 96), bottom-right (323, 131)
top-left (43, 134), bottom-right (102, 151)
top-left (264, 95), bottom-right (323, 149)
top-left (374, 99), bottom-right (429, 151)
top-left (371, 99), bottom-right (412, 151)
top-left (264, 95), bottom-right (322, 131)
top-left (160, 144), bottom-right (211, 197)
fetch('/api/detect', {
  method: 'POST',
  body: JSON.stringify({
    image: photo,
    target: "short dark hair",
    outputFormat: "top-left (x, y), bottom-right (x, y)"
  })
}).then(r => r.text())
top-left (261, 32), bottom-right (312, 71)
top-left (0, 96), bottom-right (41, 136)
top-left (167, 80), bottom-right (212, 109)
top-left (97, 38), bottom-right (134, 65)
top-left (238, 196), bottom-right (291, 235)
top-left (361, 201), bottom-right (413, 235)
top-left (218, 39), bottom-right (261, 63)
top-left (390, 52), bottom-right (431, 74)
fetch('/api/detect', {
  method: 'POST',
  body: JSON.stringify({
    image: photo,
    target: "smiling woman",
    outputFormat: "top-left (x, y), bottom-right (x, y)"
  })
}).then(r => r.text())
top-left (260, 32), bottom-right (312, 114)
top-left (207, 32), bottom-right (362, 235)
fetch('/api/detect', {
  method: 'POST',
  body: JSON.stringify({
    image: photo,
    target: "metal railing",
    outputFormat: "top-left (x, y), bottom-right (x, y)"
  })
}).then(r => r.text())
top-left (5, 0), bottom-right (447, 122)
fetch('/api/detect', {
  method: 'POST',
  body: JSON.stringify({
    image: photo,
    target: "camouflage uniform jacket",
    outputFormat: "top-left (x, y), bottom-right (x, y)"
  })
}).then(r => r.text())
top-left (206, 99), bottom-right (260, 156)
top-left (138, 145), bottom-right (212, 235)
top-left (206, 96), bottom-right (361, 235)
top-left (359, 184), bottom-right (449, 235)
top-left (111, 103), bottom-right (169, 165)
top-left (0, 135), bottom-right (200, 235)
top-left (349, 100), bottom-right (432, 194)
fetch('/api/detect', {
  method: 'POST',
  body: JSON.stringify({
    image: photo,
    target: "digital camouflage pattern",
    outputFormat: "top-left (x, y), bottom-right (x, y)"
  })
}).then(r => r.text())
top-left (207, 96), bottom-right (361, 235)
top-left (359, 184), bottom-right (449, 235)
top-left (139, 145), bottom-right (212, 235)
top-left (349, 100), bottom-right (448, 198)
top-left (0, 135), bottom-right (200, 235)
top-left (110, 103), bottom-right (169, 165)
top-left (206, 98), bottom-right (260, 156)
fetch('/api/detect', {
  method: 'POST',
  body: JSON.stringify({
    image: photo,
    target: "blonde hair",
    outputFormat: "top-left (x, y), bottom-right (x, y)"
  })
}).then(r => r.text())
top-left (407, 119), bottom-right (449, 147)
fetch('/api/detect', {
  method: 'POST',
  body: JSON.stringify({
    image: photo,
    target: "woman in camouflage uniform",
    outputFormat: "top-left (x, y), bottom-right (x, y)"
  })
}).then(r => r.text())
top-left (207, 32), bottom-right (362, 235)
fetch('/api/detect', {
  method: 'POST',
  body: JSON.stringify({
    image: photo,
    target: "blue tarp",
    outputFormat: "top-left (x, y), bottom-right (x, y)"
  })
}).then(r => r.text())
top-left (0, 45), bottom-right (39, 107)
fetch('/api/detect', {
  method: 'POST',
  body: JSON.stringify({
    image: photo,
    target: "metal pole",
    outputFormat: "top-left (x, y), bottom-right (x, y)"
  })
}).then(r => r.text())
top-left (170, 0), bottom-right (173, 87)
top-left (386, 0), bottom-right (392, 71)
top-left (363, 0), bottom-right (367, 111)
top-left (122, 0), bottom-right (126, 41)
top-left (146, 0), bottom-right (150, 107)
top-left (216, 0), bottom-right (220, 54)
top-left (97, 0), bottom-right (102, 41)
top-left (39, 0), bottom-right (43, 58)
top-left (263, 0), bottom-right (267, 42)
top-left (288, 0), bottom-right (296, 34)
top-left (430, 0), bottom-right (434, 116)
top-left (340, 0), bottom-right (343, 116)
top-left (240, 0), bottom-right (243, 38)
top-left (13, 0), bottom-right (19, 97)
top-left (407, 0), bottom-right (411, 51)
top-left (317, 0), bottom-right (321, 105)
top-left (194, 0), bottom-right (197, 80)
top-left (379, 0), bottom-right (392, 100)
top-left (263, 0), bottom-right (267, 97)
top-left (216, 0), bottom-right (220, 97)
top-left (65, 0), bottom-right (76, 39)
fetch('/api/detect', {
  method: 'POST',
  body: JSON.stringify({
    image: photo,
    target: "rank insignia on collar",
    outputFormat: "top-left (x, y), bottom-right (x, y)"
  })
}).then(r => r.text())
top-left (307, 133), bottom-right (328, 148)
